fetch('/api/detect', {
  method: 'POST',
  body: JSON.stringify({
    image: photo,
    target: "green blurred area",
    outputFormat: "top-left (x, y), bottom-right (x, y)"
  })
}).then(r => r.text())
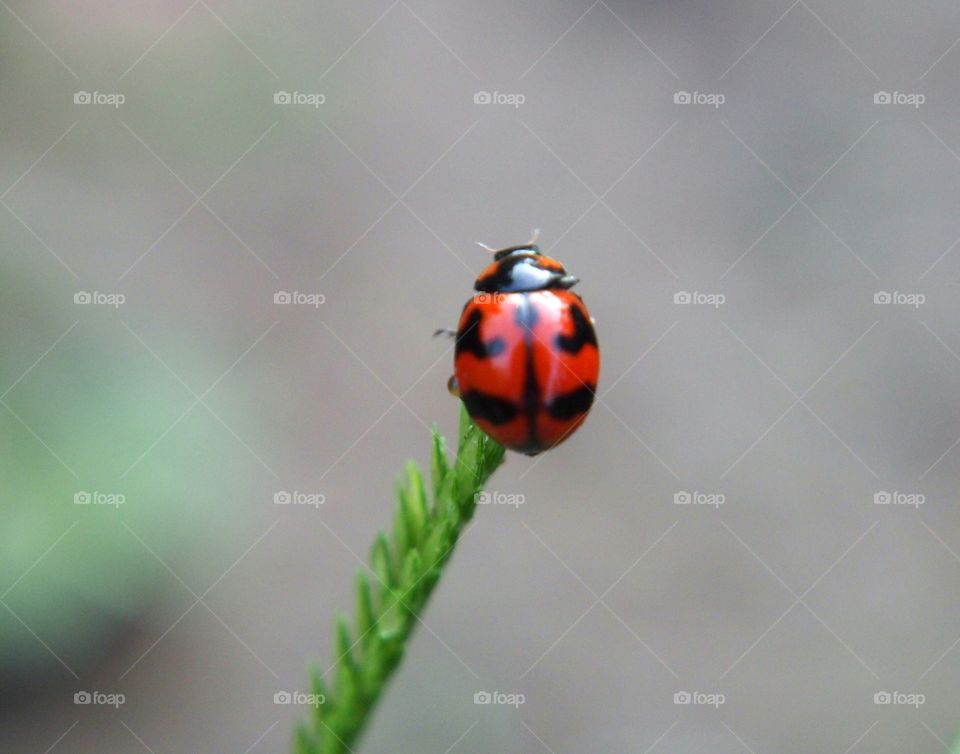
top-left (0, 5), bottom-right (333, 687)
top-left (0, 259), bottom-right (251, 680)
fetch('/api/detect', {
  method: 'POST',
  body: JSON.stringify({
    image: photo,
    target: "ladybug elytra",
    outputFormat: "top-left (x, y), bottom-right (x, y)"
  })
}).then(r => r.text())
top-left (447, 235), bottom-right (600, 455)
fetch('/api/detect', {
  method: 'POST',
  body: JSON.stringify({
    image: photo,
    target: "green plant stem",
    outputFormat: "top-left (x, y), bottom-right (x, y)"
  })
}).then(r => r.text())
top-left (294, 406), bottom-right (505, 754)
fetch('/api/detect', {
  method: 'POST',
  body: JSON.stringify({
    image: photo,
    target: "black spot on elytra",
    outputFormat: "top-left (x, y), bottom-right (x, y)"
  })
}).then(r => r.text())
top-left (461, 390), bottom-right (518, 425)
top-left (455, 308), bottom-right (505, 359)
top-left (515, 439), bottom-right (548, 456)
top-left (516, 294), bottom-right (541, 448)
top-left (502, 293), bottom-right (542, 446)
top-left (555, 304), bottom-right (597, 354)
top-left (547, 385), bottom-right (595, 420)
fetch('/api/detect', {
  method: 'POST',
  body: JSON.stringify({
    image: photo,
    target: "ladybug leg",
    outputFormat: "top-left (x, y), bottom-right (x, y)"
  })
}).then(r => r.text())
top-left (525, 227), bottom-right (541, 246)
top-left (433, 328), bottom-right (457, 338)
top-left (476, 240), bottom-right (498, 253)
top-left (446, 374), bottom-right (460, 397)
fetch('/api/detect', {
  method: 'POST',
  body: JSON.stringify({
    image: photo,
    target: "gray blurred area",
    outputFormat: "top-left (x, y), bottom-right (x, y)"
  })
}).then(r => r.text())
top-left (2, 1), bottom-right (960, 752)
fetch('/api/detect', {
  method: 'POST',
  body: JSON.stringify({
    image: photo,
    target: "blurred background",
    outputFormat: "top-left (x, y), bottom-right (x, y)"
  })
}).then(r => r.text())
top-left (2, 1), bottom-right (960, 752)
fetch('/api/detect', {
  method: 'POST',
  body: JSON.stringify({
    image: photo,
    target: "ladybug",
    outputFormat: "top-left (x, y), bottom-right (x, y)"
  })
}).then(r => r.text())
top-left (446, 234), bottom-right (600, 455)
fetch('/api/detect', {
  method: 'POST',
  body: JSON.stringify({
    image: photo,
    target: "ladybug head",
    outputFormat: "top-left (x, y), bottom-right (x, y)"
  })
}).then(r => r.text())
top-left (492, 243), bottom-right (539, 261)
top-left (474, 243), bottom-right (579, 293)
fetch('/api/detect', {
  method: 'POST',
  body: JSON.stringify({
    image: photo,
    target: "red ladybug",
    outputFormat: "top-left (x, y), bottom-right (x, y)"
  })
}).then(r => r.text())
top-left (447, 234), bottom-right (600, 455)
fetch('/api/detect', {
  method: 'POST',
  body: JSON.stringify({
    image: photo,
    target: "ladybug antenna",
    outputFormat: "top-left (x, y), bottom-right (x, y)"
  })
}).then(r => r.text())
top-left (476, 229), bottom-right (542, 255)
